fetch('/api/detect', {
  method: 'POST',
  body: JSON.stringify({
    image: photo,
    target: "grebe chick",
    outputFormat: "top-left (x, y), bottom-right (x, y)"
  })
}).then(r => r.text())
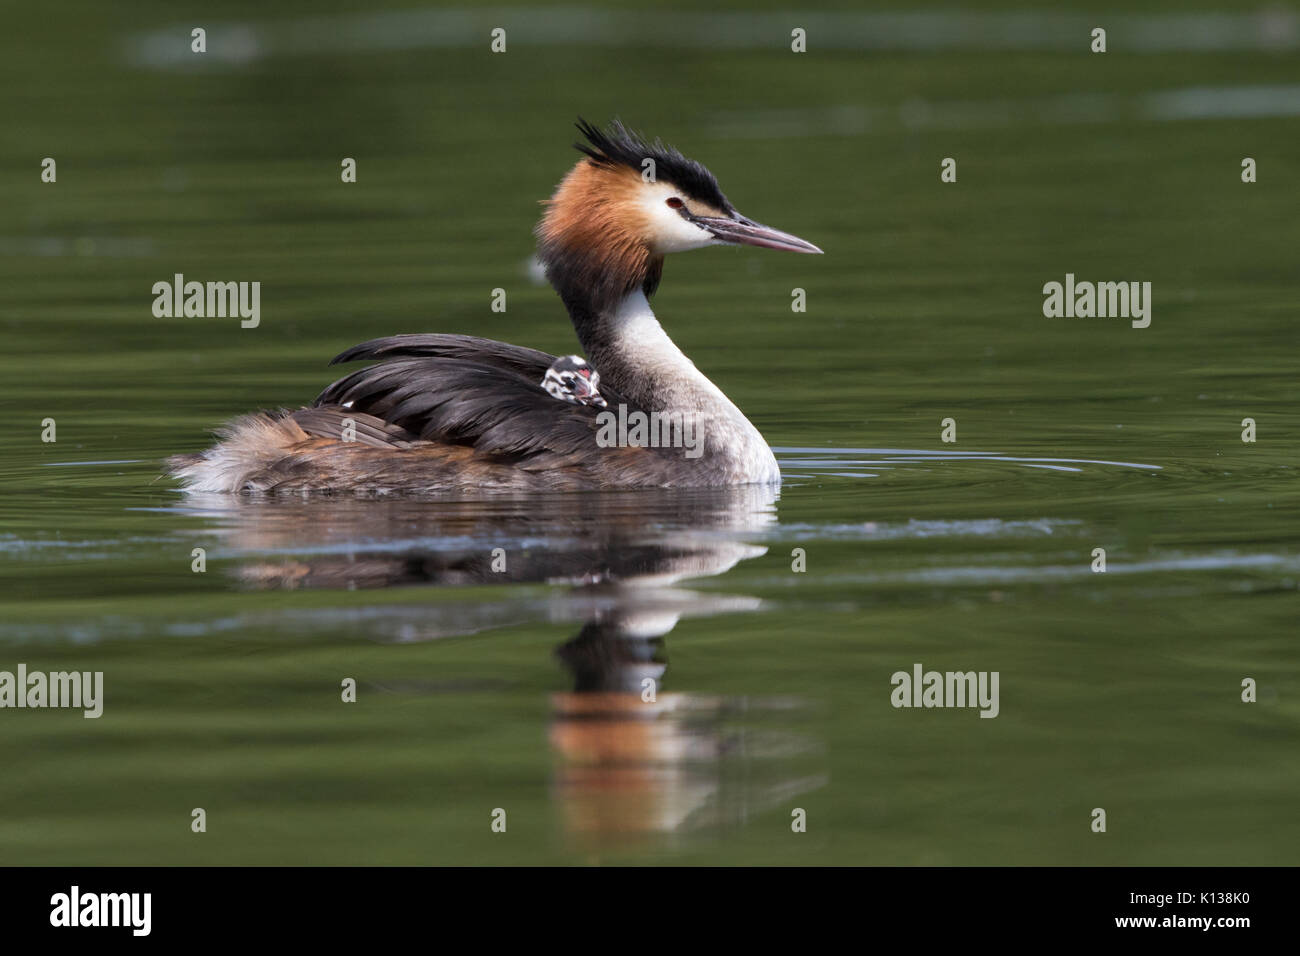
top-left (168, 120), bottom-right (822, 495)
top-left (542, 355), bottom-right (606, 407)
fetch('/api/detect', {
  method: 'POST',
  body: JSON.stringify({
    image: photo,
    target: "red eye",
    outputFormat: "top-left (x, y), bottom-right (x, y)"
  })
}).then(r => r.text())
top-left (666, 197), bottom-right (684, 209)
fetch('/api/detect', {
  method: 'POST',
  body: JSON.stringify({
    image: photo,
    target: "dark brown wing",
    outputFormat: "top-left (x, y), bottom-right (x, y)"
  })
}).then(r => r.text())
top-left (329, 334), bottom-right (557, 379)
top-left (308, 337), bottom-right (640, 468)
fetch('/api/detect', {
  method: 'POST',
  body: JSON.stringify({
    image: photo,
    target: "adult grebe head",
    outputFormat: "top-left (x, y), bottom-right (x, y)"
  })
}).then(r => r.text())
top-left (535, 119), bottom-right (822, 325)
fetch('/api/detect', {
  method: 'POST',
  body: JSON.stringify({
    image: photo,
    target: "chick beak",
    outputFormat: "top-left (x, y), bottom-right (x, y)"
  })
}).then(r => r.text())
top-left (574, 371), bottom-right (607, 407)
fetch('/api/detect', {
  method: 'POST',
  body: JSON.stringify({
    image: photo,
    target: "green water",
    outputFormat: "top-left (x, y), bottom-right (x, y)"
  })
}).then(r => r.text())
top-left (1, 1), bottom-right (1297, 864)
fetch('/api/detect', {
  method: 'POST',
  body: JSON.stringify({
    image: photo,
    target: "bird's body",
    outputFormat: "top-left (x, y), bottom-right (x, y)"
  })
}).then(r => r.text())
top-left (168, 121), bottom-right (820, 495)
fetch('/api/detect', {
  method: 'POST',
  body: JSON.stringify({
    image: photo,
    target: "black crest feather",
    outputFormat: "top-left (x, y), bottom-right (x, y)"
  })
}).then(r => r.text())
top-left (574, 118), bottom-right (733, 213)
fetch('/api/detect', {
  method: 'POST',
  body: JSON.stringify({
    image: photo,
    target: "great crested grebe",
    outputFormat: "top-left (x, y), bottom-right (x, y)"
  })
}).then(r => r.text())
top-left (168, 120), bottom-right (822, 495)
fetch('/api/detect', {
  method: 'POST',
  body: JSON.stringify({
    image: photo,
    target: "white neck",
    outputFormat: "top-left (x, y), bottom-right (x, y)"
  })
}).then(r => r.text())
top-left (606, 291), bottom-right (708, 401)
top-left (595, 291), bottom-right (780, 484)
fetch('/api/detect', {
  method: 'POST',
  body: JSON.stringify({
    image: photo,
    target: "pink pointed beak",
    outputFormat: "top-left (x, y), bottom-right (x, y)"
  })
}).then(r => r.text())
top-left (700, 213), bottom-right (823, 254)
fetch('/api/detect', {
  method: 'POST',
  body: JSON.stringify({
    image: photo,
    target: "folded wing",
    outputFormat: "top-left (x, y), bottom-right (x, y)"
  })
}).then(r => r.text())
top-left (301, 334), bottom-right (648, 472)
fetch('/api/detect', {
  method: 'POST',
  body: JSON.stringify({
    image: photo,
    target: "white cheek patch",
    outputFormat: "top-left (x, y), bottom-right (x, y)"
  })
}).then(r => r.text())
top-left (637, 181), bottom-right (718, 253)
